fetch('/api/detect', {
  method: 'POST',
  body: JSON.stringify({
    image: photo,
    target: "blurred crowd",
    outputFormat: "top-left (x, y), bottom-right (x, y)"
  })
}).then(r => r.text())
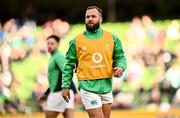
top-left (0, 18), bottom-right (70, 114)
top-left (112, 16), bottom-right (180, 111)
top-left (0, 15), bottom-right (180, 115)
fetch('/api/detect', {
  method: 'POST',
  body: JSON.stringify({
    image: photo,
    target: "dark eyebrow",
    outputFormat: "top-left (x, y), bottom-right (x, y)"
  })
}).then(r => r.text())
top-left (86, 14), bottom-right (97, 18)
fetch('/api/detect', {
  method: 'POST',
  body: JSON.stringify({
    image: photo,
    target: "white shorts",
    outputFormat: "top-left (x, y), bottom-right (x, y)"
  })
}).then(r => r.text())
top-left (44, 90), bottom-right (74, 112)
top-left (80, 89), bottom-right (113, 110)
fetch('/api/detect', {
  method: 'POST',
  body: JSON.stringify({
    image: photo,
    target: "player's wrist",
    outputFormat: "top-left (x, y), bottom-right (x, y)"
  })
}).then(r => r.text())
top-left (62, 87), bottom-right (70, 90)
top-left (43, 93), bottom-right (48, 97)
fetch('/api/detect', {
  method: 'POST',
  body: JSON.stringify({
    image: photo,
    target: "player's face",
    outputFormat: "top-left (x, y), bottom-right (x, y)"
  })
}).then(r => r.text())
top-left (47, 38), bottom-right (59, 53)
top-left (85, 9), bottom-right (102, 32)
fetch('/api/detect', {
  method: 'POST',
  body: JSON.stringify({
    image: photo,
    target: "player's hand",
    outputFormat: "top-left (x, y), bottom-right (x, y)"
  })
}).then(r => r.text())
top-left (62, 89), bottom-right (70, 103)
top-left (38, 94), bottom-right (47, 104)
top-left (113, 67), bottom-right (123, 78)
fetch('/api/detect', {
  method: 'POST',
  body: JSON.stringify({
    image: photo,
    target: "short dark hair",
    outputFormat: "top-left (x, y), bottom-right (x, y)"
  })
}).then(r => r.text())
top-left (47, 35), bottom-right (60, 43)
top-left (87, 6), bottom-right (102, 15)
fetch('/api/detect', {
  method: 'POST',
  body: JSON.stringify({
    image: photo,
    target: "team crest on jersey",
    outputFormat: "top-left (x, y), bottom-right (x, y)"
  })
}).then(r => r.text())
top-left (105, 44), bottom-right (110, 50)
top-left (82, 46), bottom-right (87, 51)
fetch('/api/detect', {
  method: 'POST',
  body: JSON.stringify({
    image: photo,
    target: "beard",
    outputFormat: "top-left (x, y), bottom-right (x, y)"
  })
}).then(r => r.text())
top-left (86, 22), bottom-right (100, 32)
top-left (48, 48), bottom-right (56, 54)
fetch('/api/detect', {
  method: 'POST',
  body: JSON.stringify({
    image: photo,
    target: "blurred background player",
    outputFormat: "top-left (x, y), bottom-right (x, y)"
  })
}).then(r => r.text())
top-left (39, 35), bottom-right (76, 118)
